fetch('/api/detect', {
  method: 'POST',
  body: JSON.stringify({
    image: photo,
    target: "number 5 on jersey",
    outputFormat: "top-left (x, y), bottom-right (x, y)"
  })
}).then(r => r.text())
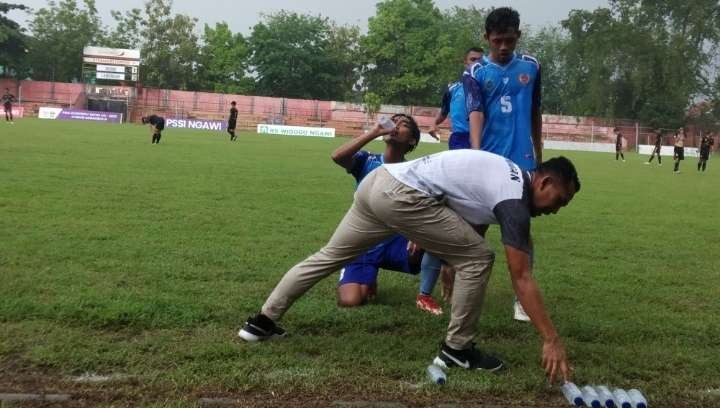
top-left (500, 95), bottom-right (513, 113)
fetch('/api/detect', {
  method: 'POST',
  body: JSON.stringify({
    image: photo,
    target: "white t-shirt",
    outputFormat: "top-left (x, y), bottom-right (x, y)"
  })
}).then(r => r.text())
top-left (384, 149), bottom-right (532, 253)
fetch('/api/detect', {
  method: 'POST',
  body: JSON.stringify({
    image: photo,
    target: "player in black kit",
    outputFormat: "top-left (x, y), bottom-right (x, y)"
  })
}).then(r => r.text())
top-left (228, 101), bottom-right (238, 141)
top-left (142, 114), bottom-right (165, 144)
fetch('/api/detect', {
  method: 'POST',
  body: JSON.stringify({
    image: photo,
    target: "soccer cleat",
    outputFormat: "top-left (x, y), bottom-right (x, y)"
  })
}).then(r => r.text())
top-left (416, 294), bottom-right (443, 315)
top-left (644, 162), bottom-right (650, 165)
top-left (513, 300), bottom-right (531, 322)
top-left (238, 313), bottom-right (287, 342)
top-left (433, 341), bottom-right (504, 371)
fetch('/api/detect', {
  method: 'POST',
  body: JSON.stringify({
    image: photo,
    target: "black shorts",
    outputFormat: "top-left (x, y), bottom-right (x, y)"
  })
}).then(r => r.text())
top-left (3, 103), bottom-right (11, 112)
top-left (616, 145), bottom-right (622, 152)
top-left (700, 148), bottom-right (710, 160)
top-left (653, 145), bottom-right (661, 153)
top-left (674, 146), bottom-right (684, 160)
top-left (227, 121), bottom-right (236, 130)
top-left (155, 121), bottom-right (165, 131)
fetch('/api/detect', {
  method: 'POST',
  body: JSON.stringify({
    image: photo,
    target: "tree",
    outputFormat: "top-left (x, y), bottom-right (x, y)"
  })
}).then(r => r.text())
top-left (27, 0), bottom-right (104, 82)
top-left (439, 6), bottom-right (489, 80)
top-left (103, 7), bottom-right (143, 49)
top-left (521, 26), bottom-right (569, 115)
top-left (249, 11), bottom-right (360, 100)
top-left (560, 0), bottom-right (720, 127)
top-left (196, 22), bottom-right (253, 94)
top-left (360, 0), bottom-right (444, 106)
top-left (0, 2), bottom-right (29, 77)
top-left (139, 0), bottom-right (200, 90)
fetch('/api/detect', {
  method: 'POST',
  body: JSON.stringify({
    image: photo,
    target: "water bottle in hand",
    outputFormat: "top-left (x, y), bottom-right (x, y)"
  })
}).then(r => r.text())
top-left (378, 115), bottom-right (395, 130)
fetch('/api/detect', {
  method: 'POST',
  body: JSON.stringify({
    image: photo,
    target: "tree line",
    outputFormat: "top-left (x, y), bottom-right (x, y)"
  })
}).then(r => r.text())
top-left (1, 0), bottom-right (720, 128)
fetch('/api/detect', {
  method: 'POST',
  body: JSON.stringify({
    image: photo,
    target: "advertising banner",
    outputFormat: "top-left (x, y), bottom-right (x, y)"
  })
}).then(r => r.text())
top-left (97, 72), bottom-right (126, 81)
top-left (639, 145), bottom-right (699, 158)
top-left (96, 65), bottom-right (126, 73)
top-left (83, 46), bottom-right (140, 66)
top-left (8, 106), bottom-right (24, 118)
top-left (166, 118), bottom-right (225, 131)
top-left (38, 107), bottom-right (122, 123)
top-left (256, 124), bottom-right (335, 138)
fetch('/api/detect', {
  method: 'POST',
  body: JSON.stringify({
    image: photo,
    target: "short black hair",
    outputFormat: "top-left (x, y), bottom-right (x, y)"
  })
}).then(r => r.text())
top-left (230, 101), bottom-right (236, 105)
top-left (141, 116), bottom-right (149, 124)
top-left (465, 47), bottom-right (484, 56)
top-left (485, 7), bottom-right (520, 35)
top-left (391, 113), bottom-right (421, 152)
top-left (537, 156), bottom-right (581, 193)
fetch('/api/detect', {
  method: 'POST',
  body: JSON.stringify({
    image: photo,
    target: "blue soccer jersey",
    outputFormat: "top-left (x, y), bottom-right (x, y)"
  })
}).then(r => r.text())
top-left (340, 150), bottom-right (414, 286)
top-left (441, 81), bottom-right (469, 134)
top-left (463, 53), bottom-right (541, 171)
top-left (348, 151), bottom-right (384, 185)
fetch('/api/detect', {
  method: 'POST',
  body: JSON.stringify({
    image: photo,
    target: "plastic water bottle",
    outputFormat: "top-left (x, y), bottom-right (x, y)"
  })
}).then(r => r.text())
top-left (582, 385), bottom-right (603, 408)
top-left (613, 389), bottom-right (633, 408)
top-left (561, 382), bottom-right (584, 406)
top-left (596, 385), bottom-right (616, 408)
top-left (628, 389), bottom-right (647, 408)
top-left (378, 115), bottom-right (395, 130)
top-left (426, 364), bottom-right (446, 385)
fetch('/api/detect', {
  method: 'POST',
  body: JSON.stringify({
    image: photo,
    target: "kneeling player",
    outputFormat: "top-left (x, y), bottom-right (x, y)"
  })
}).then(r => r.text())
top-left (331, 114), bottom-right (440, 309)
top-left (142, 114), bottom-right (165, 144)
top-left (338, 236), bottom-right (424, 306)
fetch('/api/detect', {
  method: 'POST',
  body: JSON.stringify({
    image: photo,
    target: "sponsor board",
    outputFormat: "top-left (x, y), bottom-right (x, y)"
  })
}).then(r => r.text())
top-left (96, 64), bottom-right (126, 73)
top-left (97, 72), bottom-right (126, 81)
top-left (166, 118), bottom-right (224, 131)
top-left (544, 140), bottom-right (616, 153)
top-left (257, 124), bottom-right (335, 138)
top-left (4, 106), bottom-right (24, 118)
top-left (639, 145), bottom-right (699, 158)
top-left (38, 107), bottom-right (122, 123)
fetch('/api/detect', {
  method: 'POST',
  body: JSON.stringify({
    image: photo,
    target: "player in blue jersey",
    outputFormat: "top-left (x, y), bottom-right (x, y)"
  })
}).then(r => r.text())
top-left (430, 47), bottom-right (484, 149)
top-left (330, 114), bottom-right (432, 308)
top-left (462, 7), bottom-right (543, 321)
top-left (464, 7), bottom-right (543, 170)
top-left (423, 47), bottom-right (485, 306)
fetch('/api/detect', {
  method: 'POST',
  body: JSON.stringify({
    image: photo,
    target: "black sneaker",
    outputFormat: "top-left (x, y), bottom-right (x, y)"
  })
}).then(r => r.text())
top-left (433, 342), bottom-right (504, 372)
top-left (238, 313), bottom-right (287, 342)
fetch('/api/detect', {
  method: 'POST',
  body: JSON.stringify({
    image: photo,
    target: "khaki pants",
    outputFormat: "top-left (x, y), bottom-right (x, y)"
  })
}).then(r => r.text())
top-left (261, 167), bottom-right (495, 349)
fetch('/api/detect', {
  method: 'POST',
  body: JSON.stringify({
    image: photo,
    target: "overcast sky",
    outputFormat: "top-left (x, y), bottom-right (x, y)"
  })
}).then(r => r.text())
top-left (10, 0), bottom-right (610, 34)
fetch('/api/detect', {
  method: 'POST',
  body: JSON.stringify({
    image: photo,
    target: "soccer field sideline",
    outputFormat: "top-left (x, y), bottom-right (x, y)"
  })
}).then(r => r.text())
top-left (1, 119), bottom-right (718, 407)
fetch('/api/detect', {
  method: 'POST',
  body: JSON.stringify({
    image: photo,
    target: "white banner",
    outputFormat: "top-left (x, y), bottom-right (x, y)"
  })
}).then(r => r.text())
top-left (638, 145), bottom-right (699, 158)
top-left (97, 72), bottom-right (126, 81)
top-left (83, 46), bottom-right (140, 59)
top-left (96, 64), bottom-right (126, 73)
top-left (420, 132), bottom-right (440, 144)
top-left (38, 107), bottom-right (63, 119)
top-left (544, 140), bottom-right (616, 153)
top-left (83, 57), bottom-right (141, 67)
top-left (257, 124), bottom-right (335, 138)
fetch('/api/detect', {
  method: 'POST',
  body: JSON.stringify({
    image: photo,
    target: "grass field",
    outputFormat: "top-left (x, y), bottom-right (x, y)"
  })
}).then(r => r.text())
top-left (1, 119), bottom-right (719, 407)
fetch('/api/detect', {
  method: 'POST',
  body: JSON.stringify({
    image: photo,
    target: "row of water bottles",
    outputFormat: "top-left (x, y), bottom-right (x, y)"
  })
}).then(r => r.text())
top-left (562, 383), bottom-right (648, 408)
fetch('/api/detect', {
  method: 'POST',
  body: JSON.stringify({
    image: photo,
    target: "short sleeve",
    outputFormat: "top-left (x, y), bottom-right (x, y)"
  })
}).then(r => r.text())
top-left (463, 65), bottom-right (484, 115)
top-left (533, 63), bottom-right (542, 108)
top-left (440, 88), bottom-right (452, 117)
top-left (348, 151), bottom-right (370, 181)
top-left (493, 199), bottom-right (531, 254)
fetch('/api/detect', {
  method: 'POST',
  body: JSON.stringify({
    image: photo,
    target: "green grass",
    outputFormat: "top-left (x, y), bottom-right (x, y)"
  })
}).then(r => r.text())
top-left (1, 119), bottom-right (718, 407)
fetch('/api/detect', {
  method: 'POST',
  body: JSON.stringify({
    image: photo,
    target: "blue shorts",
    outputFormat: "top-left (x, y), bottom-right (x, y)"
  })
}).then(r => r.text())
top-left (448, 132), bottom-right (471, 150)
top-left (338, 235), bottom-right (419, 286)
